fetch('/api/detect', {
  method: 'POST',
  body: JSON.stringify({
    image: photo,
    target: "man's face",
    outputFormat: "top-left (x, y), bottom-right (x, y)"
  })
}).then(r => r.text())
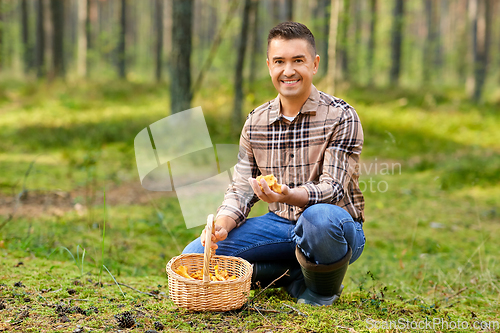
top-left (266, 38), bottom-right (319, 103)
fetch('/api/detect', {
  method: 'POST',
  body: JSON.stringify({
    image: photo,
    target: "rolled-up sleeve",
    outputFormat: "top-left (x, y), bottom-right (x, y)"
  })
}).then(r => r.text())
top-left (216, 119), bottom-right (260, 227)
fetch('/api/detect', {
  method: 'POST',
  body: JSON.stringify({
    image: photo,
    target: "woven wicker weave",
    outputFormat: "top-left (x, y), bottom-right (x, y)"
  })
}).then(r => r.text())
top-left (166, 253), bottom-right (252, 311)
top-left (166, 215), bottom-right (253, 311)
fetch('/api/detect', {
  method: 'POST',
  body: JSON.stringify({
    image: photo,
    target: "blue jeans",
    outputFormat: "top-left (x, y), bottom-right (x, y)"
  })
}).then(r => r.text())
top-left (182, 204), bottom-right (365, 265)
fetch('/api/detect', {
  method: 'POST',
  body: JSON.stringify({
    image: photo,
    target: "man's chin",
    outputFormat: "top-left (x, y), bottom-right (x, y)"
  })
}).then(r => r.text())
top-left (279, 89), bottom-right (301, 98)
top-left (278, 84), bottom-right (298, 94)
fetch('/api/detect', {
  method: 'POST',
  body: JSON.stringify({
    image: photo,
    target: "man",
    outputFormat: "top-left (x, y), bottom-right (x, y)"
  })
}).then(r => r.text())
top-left (183, 22), bottom-right (365, 306)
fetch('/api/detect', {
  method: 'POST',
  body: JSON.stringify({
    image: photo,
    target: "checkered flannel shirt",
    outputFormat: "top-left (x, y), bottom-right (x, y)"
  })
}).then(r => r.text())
top-left (216, 85), bottom-right (365, 226)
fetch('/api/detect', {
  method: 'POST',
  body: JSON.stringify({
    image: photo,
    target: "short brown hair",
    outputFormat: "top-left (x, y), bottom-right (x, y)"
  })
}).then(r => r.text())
top-left (267, 22), bottom-right (316, 57)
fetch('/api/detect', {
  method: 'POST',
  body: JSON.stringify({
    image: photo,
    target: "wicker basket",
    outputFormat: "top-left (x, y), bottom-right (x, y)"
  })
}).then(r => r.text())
top-left (166, 215), bottom-right (253, 311)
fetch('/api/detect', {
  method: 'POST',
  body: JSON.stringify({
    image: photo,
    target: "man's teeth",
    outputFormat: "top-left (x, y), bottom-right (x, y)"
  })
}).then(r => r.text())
top-left (283, 80), bottom-right (299, 84)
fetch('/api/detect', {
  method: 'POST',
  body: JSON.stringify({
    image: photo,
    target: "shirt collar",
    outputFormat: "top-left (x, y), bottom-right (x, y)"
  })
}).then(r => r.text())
top-left (268, 84), bottom-right (320, 124)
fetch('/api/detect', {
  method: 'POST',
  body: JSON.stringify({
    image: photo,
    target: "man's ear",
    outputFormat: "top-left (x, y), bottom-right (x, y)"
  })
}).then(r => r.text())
top-left (313, 54), bottom-right (320, 75)
top-left (266, 58), bottom-right (271, 76)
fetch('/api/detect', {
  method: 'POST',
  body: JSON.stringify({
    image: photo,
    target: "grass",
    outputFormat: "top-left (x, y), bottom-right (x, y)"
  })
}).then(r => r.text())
top-left (0, 79), bottom-right (499, 332)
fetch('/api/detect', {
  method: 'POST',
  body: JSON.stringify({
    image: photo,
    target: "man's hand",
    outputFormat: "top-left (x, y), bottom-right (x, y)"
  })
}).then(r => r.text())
top-left (249, 177), bottom-right (288, 203)
top-left (199, 216), bottom-right (236, 250)
top-left (248, 177), bottom-right (309, 207)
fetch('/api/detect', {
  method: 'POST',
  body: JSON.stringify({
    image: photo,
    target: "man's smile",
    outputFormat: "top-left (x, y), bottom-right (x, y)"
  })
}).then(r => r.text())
top-left (281, 79), bottom-right (300, 85)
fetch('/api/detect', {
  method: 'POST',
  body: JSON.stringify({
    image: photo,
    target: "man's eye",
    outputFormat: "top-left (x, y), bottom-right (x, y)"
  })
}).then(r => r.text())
top-left (275, 60), bottom-right (283, 64)
top-left (295, 59), bottom-right (303, 63)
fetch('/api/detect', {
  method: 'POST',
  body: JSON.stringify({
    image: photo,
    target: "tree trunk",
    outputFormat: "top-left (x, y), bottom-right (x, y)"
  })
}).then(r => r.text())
top-left (43, 0), bottom-right (53, 78)
top-left (389, 0), bottom-right (404, 86)
top-left (473, 0), bottom-right (491, 102)
top-left (0, 0), bottom-right (3, 71)
top-left (155, 0), bottom-right (163, 82)
top-left (21, 0), bottom-right (33, 73)
top-left (126, 0), bottom-right (135, 72)
top-left (466, 0), bottom-right (478, 97)
top-left (232, 0), bottom-right (251, 131)
top-left (164, 0), bottom-right (172, 62)
top-left (353, 0), bottom-right (362, 82)
top-left (339, 0), bottom-right (349, 80)
top-left (207, 1), bottom-right (217, 41)
top-left (285, 0), bottom-right (293, 21)
top-left (192, 0), bottom-right (240, 97)
top-left (423, 0), bottom-right (434, 84)
top-left (249, 0), bottom-right (260, 87)
top-left (326, 0), bottom-right (340, 94)
top-left (50, 0), bottom-right (64, 78)
top-left (86, 0), bottom-right (94, 77)
top-left (436, 0), bottom-right (446, 79)
top-left (118, 0), bottom-right (126, 79)
top-left (367, 0), bottom-right (377, 85)
top-left (455, 0), bottom-right (468, 84)
top-left (423, 0), bottom-right (443, 84)
top-left (35, 0), bottom-right (44, 77)
top-left (170, 0), bottom-right (193, 114)
top-left (77, 0), bottom-right (87, 77)
top-left (272, 0), bottom-right (280, 25)
top-left (314, 0), bottom-right (329, 77)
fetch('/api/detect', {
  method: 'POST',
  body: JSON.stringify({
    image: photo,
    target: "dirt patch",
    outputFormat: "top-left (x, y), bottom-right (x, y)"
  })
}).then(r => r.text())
top-left (0, 181), bottom-right (172, 219)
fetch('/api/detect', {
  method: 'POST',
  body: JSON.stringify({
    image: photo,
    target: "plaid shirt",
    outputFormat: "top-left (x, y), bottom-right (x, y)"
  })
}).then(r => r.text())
top-left (216, 85), bottom-right (365, 226)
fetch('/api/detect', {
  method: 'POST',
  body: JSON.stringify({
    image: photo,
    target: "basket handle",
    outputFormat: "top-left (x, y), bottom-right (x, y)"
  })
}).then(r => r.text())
top-left (202, 214), bottom-right (215, 283)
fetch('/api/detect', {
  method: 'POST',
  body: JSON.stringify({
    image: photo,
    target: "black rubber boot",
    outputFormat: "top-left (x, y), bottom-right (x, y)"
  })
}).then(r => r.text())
top-left (295, 246), bottom-right (352, 306)
top-left (251, 260), bottom-right (303, 290)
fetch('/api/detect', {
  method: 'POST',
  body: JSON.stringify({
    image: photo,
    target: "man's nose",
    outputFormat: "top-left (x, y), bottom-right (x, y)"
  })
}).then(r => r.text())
top-left (283, 62), bottom-right (295, 76)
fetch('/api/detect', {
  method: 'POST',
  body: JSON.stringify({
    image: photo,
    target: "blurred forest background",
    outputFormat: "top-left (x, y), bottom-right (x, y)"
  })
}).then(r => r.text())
top-left (2, 0), bottom-right (499, 106)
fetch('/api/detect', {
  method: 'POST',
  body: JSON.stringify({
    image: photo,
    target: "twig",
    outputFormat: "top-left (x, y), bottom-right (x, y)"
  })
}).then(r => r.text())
top-left (449, 287), bottom-right (467, 299)
top-left (102, 265), bottom-right (125, 298)
top-left (441, 287), bottom-right (468, 303)
top-left (0, 155), bottom-right (43, 231)
top-left (244, 269), bottom-right (290, 306)
top-left (444, 300), bottom-right (461, 308)
top-left (21, 157), bottom-right (39, 194)
top-left (336, 325), bottom-right (358, 333)
top-left (259, 325), bottom-right (290, 330)
top-left (282, 303), bottom-right (308, 317)
top-left (253, 305), bottom-right (275, 329)
top-left (116, 282), bottom-right (162, 298)
top-left (0, 214), bottom-right (14, 231)
top-left (247, 306), bottom-right (284, 314)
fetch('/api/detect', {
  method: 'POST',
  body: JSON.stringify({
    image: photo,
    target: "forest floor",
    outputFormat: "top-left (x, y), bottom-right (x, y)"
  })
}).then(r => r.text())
top-left (1, 80), bottom-right (499, 332)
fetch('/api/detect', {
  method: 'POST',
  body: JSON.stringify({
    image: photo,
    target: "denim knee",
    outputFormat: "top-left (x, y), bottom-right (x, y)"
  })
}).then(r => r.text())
top-left (293, 204), bottom-right (355, 264)
top-left (299, 204), bottom-right (352, 242)
top-left (182, 238), bottom-right (204, 254)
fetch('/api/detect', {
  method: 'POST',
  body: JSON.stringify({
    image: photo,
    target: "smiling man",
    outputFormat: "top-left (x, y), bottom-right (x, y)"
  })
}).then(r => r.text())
top-left (183, 22), bottom-right (365, 306)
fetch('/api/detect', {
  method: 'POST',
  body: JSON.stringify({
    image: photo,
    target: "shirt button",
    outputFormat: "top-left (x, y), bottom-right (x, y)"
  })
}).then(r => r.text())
top-left (290, 154), bottom-right (294, 158)
top-left (289, 182), bottom-right (295, 188)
